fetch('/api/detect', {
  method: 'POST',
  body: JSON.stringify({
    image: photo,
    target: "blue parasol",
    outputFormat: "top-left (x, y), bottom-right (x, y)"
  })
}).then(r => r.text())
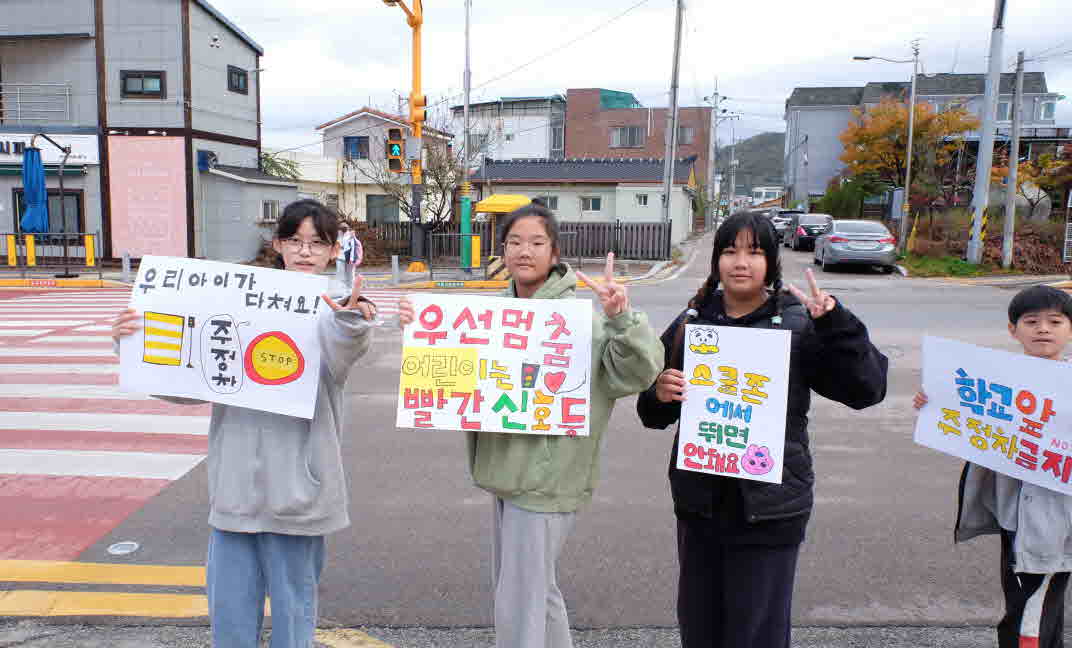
top-left (19, 147), bottom-right (49, 233)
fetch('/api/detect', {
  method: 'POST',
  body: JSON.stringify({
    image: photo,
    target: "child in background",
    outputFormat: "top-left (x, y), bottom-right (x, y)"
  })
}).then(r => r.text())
top-left (112, 199), bottom-right (376, 648)
top-left (915, 285), bottom-right (1072, 648)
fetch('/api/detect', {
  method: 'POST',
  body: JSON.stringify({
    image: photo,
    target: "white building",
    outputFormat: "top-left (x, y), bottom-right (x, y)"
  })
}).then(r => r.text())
top-left (450, 96), bottom-right (565, 161)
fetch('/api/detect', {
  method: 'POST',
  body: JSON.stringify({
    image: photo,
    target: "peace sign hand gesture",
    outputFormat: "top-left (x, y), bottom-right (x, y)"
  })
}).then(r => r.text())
top-left (786, 268), bottom-right (836, 319)
top-left (322, 273), bottom-right (377, 321)
top-left (576, 252), bottom-right (630, 318)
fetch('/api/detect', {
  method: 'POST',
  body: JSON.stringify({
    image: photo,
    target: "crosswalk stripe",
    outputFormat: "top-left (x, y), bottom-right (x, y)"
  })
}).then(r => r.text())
top-left (0, 384), bottom-right (151, 400)
top-left (0, 449), bottom-right (204, 480)
top-left (0, 364), bottom-right (117, 373)
top-left (0, 411), bottom-right (208, 434)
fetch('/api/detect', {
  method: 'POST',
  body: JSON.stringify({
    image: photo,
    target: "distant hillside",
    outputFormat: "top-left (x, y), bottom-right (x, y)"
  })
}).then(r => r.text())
top-left (717, 131), bottom-right (785, 194)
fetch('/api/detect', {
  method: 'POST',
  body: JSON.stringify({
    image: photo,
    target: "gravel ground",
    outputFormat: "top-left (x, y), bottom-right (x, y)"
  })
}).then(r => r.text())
top-left (5, 621), bottom-right (1069, 648)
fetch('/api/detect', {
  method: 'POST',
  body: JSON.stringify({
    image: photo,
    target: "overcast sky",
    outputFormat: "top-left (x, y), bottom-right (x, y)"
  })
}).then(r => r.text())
top-left (210, 0), bottom-right (1072, 153)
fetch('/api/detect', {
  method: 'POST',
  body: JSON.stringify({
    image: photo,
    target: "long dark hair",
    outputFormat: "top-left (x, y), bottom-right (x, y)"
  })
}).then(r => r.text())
top-left (272, 199), bottom-right (339, 269)
top-left (669, 211), bottom-right (784, 368)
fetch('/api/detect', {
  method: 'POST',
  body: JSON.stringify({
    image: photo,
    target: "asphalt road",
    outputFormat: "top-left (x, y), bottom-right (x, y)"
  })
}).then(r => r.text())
top-left (79, 233), bottom-right (1046, 632)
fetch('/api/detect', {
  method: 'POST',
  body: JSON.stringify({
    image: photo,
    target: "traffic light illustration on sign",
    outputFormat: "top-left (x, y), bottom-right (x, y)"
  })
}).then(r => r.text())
top-left (387, 128), bottom-right (405, 173)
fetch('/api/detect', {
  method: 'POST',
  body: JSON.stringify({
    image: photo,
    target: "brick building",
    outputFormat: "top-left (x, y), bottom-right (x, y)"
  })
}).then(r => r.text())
top-left (564, 88), bottom-right (714, 194)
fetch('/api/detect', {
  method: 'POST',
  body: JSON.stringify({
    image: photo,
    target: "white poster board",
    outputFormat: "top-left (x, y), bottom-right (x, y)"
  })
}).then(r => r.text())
top-left (677, 324), bottom-right (791, 483)
top-left (915, 335), bottom-right (1072, 495)
top-left (120, 256), bottom-right (329, 419)
top-left (396, 293), bottom-right (593, 435)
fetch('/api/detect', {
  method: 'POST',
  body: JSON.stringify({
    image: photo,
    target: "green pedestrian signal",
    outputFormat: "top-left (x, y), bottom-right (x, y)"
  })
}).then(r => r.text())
top-left (386, 128), bottom-right (405, 173)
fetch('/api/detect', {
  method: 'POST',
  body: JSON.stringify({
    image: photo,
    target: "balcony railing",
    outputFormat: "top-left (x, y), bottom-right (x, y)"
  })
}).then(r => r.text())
top-left (0, 83), bottom-right (72, 124)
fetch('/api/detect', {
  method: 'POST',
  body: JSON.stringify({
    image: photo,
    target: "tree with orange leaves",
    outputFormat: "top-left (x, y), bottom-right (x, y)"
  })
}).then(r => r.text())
top-left (991, 153), bottom-right (1072, 220)
top-left (838, 97), bottom-right (980, 202)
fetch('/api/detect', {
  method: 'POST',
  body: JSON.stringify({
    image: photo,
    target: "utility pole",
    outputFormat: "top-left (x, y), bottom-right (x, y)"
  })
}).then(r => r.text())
top-left (1002, 50), bottom-right (1025, 269)
top-left (660, 0), bottom-right (684, 223)
top-left (459, 0), bottom-right (473, 270)
top-left (728, 121), bottom-right (738, 212)
top-left (967, 0), bottom-right (1007, 263)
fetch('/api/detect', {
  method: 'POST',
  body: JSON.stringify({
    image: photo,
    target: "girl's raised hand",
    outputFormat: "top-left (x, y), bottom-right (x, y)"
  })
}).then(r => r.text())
top-left (913, 390), bottom-right (928, 411)
top-left (787, 268), bottom-right (836, 319)
top-left (398, 295), bottom-right (415, 328)
top-left (655, 368), bottom-right (687, 404)
top-left (577, 252), bottom-right (629, 318)
top-left (112, 308), bottom-right (140, 342)
top-left (323, 274), bottom-right (377, 320)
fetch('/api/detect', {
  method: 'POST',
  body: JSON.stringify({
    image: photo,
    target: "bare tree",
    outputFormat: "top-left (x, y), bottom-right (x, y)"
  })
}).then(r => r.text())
top-left (346, 110), bottom-right (500, 230)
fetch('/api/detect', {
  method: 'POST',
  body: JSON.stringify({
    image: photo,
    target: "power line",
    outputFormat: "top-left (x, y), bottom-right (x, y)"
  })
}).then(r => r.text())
top-left (266, 0), bottom-right (657, 156)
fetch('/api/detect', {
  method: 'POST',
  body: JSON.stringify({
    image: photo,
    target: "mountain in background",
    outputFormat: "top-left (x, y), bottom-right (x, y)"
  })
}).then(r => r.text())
top-left (716, 131), bottom-right (785, 195)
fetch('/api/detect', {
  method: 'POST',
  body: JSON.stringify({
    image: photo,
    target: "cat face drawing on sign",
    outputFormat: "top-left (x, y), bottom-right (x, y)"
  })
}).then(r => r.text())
top-left (688, 326), bottom-right (720, 354)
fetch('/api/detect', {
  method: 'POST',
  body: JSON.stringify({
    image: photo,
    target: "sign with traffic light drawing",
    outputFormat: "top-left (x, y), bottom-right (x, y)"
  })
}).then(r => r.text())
top-left (119, 256), bottom-right (329, 418)
top-left (677, 325), bottom-right (791, 483)
top-left (396, 293), bottom-right (593, 435)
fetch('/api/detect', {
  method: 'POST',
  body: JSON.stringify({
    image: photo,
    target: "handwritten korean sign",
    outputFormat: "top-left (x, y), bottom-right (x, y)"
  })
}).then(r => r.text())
top-left (916, 336), bottom-right (1072, 495)
top-left (396, 294), bottom-right (593, 435)
top-left (677, 325), bottom-right (791, 483)
top-left (119, 255), bottom-right (329, 419)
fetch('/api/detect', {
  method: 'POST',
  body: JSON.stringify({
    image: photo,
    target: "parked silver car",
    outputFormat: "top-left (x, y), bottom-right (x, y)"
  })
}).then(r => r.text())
top-left (813, 219), bottom-right (898, 273)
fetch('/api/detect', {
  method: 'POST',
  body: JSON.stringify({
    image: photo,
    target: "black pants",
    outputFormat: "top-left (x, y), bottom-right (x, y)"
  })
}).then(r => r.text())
top-left (999, 530), bottom-right (1070, 648)
top-left (676, 516), bottom-right (801, 648)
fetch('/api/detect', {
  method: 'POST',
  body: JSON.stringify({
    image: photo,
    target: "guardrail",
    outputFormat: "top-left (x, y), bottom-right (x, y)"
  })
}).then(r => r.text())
top-left (0, 232), bottom-right (102, 278)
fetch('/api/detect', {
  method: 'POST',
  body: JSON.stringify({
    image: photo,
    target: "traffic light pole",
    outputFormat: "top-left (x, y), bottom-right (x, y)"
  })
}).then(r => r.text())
top-left (384, 0), bottom-right (427, 265)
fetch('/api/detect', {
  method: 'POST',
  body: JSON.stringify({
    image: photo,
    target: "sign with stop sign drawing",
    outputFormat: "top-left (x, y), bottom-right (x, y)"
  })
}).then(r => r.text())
top-left (119, 256), bottom-right (328, 418)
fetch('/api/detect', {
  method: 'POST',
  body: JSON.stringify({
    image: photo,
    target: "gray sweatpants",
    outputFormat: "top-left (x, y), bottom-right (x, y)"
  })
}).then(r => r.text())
top-left (492, 497), bottom-right (577, 648)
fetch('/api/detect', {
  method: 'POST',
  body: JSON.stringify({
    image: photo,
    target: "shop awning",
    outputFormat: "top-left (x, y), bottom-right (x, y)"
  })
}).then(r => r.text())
top-left (0, 164), bottom-right (86, 177)
top-left (474, 194), bottom-right (531, 214)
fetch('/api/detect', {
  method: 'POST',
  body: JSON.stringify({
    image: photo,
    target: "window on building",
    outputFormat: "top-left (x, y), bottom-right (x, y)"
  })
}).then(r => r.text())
top-left (997, 101), bottom-right (1011, 121)
top-left (611, 126), bottom-right (645, 148)
top-left (636, 193), bottom-right (649, 207)
top-left (535, 195), bottom-right (558, 210)
top-left (326, 194), bottom-right (340, 214)
top-left (467, 133), bottom-right (489, 155)
top-left (677, 126), bottom-right (695, 145)
top-left (344, 136), bottom-right (369, 160)
top-left (581, 196), bottom-right (602, 212)
top-left (14, 189), bottom-right (83, 233)
top-left (228, 66), bottom-right (249, 95)
top-left (1041, 101), bottom-right (1056, 120)
top-left (504, 133), bottom-right (515, 142)
top-left (551, 125), bottom-right (564, 152)
top-left (260, 200), bottom-right (280, 223)
top-left (120, 70), bottom-right (166, 99)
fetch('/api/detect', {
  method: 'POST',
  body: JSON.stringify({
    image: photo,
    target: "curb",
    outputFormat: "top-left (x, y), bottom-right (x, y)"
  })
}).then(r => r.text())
top-left (0, 278), bottom-right (127, 289)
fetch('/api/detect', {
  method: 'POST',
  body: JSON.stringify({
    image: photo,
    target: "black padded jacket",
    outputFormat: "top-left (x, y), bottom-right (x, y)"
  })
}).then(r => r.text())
top-left (637, 292), bottom-right (889, 526)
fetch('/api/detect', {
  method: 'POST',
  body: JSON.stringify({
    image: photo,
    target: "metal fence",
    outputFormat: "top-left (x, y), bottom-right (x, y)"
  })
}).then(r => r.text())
top-left (366, 220), bottom-right (672, 262)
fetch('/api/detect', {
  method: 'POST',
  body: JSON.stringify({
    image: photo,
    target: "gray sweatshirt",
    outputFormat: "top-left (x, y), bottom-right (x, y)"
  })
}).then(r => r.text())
top-left (120, 301), bottom-right (372, 536)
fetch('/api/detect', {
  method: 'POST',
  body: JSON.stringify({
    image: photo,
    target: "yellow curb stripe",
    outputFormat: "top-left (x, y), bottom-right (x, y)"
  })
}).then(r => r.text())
top-left (315, 628), bottom-right (397, 648)
top-left (0, 559), bottom-right (206, 586)
top-left (0, 590), bottom-right (209, 618)
top-left (0, 279), bottom-right (106, 288)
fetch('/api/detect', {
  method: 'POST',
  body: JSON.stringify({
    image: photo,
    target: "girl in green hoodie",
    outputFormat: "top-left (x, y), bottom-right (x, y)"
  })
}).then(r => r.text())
top-left (399, 204), bottom-right (663, 648)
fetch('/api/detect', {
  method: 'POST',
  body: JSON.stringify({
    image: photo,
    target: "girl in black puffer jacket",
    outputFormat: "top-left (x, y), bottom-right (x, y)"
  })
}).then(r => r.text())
top-left (637, 211), bottom-right (888, 648)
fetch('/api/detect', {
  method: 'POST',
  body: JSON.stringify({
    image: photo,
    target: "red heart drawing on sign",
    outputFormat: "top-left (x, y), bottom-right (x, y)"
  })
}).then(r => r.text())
top-left (544, 371), bottom-right (566, 393)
